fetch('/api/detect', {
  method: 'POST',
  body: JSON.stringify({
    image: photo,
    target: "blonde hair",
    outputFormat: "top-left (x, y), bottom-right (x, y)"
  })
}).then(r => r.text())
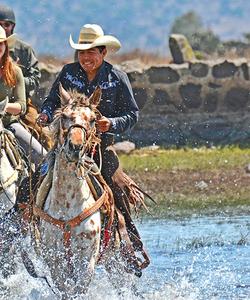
top-left (1, 42), bottom-right (16, 87)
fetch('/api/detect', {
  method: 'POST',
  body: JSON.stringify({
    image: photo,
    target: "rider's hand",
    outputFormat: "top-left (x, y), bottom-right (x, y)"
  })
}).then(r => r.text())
top-left (96, 116), bottom-right (111, 132)
top-left (37, 113), bottom-right (49, 127)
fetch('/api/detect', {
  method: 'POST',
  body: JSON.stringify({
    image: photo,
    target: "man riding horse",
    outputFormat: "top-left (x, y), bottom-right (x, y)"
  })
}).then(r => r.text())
top-left (38, 24), bottom-right (150, 275)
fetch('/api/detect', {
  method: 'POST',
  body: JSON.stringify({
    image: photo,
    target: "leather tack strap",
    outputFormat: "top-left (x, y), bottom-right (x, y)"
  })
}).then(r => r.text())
top-left (19, 190), bottom-right (107, 230)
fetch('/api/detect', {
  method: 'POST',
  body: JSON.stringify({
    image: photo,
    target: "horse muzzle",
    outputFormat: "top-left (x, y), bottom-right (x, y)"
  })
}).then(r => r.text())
top-left (64, 126), bottom-right (86, 162)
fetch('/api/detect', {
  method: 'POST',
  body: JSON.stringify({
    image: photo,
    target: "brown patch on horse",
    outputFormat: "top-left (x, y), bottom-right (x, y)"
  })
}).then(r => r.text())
top-left (77, 231), bottom-right (92, 240)
top-left (90, 220), bottom-right (95, 225)
top-left (91, 230), bottom-right (97, 237)
top-left (70, 127), bottom-right (85, 145)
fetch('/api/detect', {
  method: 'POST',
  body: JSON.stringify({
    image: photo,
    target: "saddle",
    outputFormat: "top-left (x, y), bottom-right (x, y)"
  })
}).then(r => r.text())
top-left (20, 99), bottom-right (53, 150)
top-left (16, 152), bottom-right (151, 277)
top-left (0, 129), bottom-right (28, 191)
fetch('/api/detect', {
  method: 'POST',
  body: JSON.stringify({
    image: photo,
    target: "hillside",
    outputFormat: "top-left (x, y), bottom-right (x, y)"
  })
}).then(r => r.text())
top-left (3, 0), bottom-right (250, 57)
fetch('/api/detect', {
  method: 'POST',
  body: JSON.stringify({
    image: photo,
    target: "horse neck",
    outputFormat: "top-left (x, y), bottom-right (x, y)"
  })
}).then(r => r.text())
top-left (49, 151), bottom-right (93, 216)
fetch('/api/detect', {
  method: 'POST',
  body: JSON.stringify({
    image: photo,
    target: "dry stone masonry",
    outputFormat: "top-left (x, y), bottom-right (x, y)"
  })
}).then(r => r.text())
top-left (33, 58), bottom-right (250, 147)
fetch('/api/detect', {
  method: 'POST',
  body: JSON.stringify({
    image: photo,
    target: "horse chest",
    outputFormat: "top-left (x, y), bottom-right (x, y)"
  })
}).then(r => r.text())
top-left (48, 176), bottom-right (93, 213)
top-left (43, 163), bottom-right (101, 245)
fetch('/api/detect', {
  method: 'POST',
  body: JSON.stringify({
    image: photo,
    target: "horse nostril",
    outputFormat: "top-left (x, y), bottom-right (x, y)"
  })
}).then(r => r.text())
top-left (69, 140), bottom-right (82, 151)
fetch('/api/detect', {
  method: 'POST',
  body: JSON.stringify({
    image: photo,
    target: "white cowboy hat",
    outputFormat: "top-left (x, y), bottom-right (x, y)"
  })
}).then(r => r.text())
top-left (0, 25), bottom-right (16, 47)
top-left (69, 24), bottom-right (121, 53)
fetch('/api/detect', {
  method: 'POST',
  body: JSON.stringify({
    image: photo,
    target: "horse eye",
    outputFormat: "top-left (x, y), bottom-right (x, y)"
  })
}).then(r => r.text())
top-left (61, 113), bottom-right (68, 120)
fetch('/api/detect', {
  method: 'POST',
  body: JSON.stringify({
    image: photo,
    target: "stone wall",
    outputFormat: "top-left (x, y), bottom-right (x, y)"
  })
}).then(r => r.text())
top-left (126, 58), bottom-right (250, 146)
top-left (33, 59), bottom-right (250, 147)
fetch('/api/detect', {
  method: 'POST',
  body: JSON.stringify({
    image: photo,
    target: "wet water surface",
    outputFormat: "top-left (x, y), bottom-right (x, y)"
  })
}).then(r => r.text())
top-left (0, 213), bottom-right (249, 299)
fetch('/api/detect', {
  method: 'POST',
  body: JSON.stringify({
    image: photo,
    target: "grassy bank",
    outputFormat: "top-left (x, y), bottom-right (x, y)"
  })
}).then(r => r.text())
top-left (119, 147), bottom-right (250, 217)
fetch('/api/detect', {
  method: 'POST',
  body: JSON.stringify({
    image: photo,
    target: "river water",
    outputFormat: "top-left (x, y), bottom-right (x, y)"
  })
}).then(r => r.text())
top-left (0, 213), bottom-right (249, 299)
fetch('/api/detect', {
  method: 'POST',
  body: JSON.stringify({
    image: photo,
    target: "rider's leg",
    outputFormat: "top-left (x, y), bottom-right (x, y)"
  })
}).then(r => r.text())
top-left (94, 143), bottom-right (144, 277)
top-left (94, 143), bottom-right (142, 244)
top-left (7, 122), bottom-right (47, 167)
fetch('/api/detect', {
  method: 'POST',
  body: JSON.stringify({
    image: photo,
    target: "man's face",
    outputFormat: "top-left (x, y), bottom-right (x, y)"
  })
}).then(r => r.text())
top-left (78, 47), bottom-right (107, 75)
top-left (0, 21), bottom-right (15, 37)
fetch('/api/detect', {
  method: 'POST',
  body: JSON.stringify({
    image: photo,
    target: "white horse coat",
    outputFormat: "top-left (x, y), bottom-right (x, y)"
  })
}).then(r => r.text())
top-left (27, 87), bottom-right (106, 297)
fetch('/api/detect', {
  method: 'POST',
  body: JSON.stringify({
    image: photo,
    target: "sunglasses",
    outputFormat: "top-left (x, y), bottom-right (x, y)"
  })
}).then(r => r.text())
top-left (0, 21), bottom-right (13, 28)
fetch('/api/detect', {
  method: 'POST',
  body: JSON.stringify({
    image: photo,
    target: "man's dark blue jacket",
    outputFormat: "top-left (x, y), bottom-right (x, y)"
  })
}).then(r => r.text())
top-left (41, 61), bottom-right (139, 140)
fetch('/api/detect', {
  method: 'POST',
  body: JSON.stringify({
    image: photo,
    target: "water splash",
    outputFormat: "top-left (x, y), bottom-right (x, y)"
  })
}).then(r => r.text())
top-left (0, 214), bottom-right (249, 299)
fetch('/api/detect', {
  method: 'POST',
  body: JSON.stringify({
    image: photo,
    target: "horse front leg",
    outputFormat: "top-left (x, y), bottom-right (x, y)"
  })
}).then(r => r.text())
top-left (40, 220), bottom-right (100, 298)
top-left (101, 228), bottom-right (143, 299)
top-left (70, 219), bottom-right (101, 297)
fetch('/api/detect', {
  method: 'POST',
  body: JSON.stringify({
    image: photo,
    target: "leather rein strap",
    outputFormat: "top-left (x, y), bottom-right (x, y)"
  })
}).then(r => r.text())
top-left (19, 190), bottom-right (107, 230)
top-left (19, 190), bottom-right (108, 266)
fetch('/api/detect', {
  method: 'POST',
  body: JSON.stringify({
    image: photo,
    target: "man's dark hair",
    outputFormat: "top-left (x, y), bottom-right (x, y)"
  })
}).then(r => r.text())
top-left (97, 46), bottom-right (106, 53)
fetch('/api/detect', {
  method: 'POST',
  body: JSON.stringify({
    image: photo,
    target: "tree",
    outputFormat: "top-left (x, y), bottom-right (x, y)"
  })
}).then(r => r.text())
top-left (243, 32), bottom-right (250, 43)
top-left (171, 11), bottom-right (203, 41)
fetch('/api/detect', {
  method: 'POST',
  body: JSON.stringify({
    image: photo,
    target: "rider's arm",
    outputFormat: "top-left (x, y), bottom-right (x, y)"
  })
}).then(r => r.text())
top-left (22, 48), bottom-right (40, 97)
top-left (12, 42), bottom-right (41, 98)
top-left (8, 65), bottom-right (26, 115)
top-left (107, 71), bottom-right (139, 134)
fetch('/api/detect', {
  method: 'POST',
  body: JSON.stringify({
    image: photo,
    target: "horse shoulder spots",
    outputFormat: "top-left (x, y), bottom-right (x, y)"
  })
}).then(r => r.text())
top-left (91, 230), bottom-right (97, 237)
top-left (78, 231), bottom-right (92, 240)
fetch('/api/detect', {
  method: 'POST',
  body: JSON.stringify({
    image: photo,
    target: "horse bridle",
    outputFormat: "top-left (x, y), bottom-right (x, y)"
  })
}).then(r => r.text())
top-left (58, 120), bottom-right (102, 180)
top-left (59, 123), bottom-right (89, 160)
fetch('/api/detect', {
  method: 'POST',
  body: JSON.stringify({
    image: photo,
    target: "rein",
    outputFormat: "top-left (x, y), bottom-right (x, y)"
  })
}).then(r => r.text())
top-left (19, 185), bottom-right (110, 269)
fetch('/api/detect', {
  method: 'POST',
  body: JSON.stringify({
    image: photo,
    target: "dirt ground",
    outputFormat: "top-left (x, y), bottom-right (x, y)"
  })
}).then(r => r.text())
top-left (127, 167), bottom-right (250, 214)
top-left (130, 167), bottom-right (250, 196)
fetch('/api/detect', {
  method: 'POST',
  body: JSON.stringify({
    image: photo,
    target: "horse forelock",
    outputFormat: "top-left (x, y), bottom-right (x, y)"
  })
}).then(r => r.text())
top-left (67, 90), bottom-right (90, 107)
top-left (50, 90), bottom-right (99, 146)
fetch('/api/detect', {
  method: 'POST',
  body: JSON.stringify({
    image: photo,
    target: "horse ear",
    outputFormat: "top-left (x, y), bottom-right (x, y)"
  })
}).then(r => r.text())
top-left (0, 96), bottom-right (9, 117)
top-left (59, 82), bottom-right (71, 105)
top-left (89, 87), bottom-right (102, 107)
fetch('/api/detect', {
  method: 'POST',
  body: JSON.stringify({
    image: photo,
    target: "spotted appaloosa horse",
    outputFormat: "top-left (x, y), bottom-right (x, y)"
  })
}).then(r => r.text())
top-left (23, 85), bottom-right (113, 298)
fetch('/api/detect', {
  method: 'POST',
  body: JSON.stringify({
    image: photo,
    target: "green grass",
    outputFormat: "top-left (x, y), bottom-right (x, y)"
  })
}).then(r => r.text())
top-left (119, 146), bottom-right (250, 216)
top-left (140, 192), bottom-right (250, 217)
top-left (119, 146), bottom-right (250, 172)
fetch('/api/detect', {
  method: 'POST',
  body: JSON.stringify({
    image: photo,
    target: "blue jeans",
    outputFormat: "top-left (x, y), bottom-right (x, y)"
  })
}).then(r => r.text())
top-left (8, 122), bottom-right (47, 167)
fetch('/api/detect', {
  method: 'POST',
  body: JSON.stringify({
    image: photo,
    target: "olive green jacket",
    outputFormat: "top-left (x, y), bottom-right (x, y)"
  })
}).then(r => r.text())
top-left (0, 64), bottom-right (26, 126)
top-left (9, 38), bottom-right (41, 99)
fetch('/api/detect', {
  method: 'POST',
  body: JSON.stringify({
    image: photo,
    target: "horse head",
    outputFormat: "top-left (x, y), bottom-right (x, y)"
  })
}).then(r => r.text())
top-left (52, 84), bottom-right (101, 162)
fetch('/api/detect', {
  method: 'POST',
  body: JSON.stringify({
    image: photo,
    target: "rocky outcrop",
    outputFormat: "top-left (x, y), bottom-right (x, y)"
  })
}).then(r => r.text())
top-left (169, 34), bottom-right (196, 64)
top-left (31, 62), bottom-right (61, 108)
